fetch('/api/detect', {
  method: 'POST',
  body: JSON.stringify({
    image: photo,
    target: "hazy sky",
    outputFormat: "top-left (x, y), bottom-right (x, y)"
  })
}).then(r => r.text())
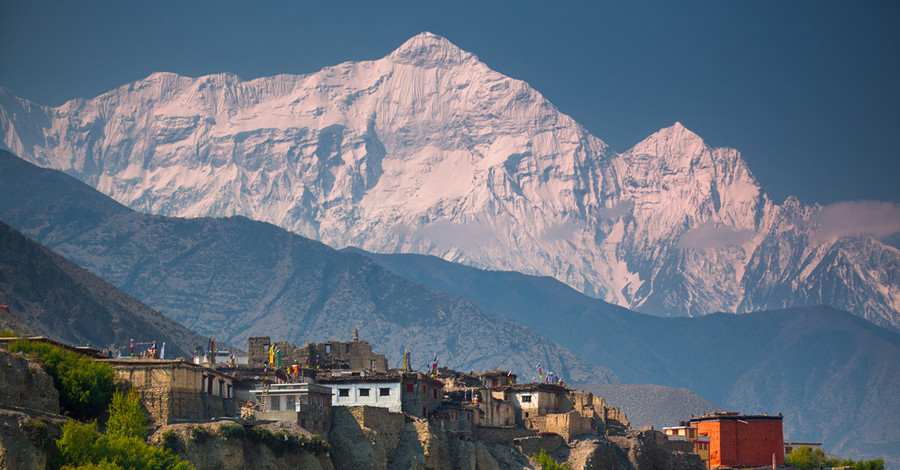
top-left (1, 0), bottom-right (898, 206)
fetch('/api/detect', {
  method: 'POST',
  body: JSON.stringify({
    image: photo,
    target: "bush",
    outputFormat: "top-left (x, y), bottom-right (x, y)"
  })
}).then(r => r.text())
top-left (219, 424), bottom-right (245, 440)
top-left (106, 389), bottom-right (147, 439)
top-left (20, 418), bottom-right (53, 449)
top-left (9, 339), bottom-right (117, 420)
top-left (189, 426), bottom-right (212, 444)
top-left (532, 449), bottom-right (570, 470)
top-left (785, 446), bottom-right (826, 469)
top-left (160, 430), bottom-right (184, 454)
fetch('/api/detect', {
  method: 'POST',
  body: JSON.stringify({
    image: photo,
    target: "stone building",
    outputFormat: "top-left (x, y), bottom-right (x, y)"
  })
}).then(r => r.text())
top-left (102, 358), bottom-right (235, 425)
top-left (689, 411), bottom-right (784, 468)
top-left (249, 382), bottom-right (333, 438)
top-left (247, 330), bottom-right (388, 372)
top-left (479, 369), bottom-right (517, 388)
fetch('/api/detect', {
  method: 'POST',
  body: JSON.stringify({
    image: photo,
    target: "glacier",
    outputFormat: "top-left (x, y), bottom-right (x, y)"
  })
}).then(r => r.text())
top-left (1, 32), bottom-right (898, 329)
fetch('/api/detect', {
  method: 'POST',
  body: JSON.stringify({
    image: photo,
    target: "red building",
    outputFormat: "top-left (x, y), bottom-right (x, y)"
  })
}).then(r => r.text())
top-left (689, 412), bottom-right (784, 468)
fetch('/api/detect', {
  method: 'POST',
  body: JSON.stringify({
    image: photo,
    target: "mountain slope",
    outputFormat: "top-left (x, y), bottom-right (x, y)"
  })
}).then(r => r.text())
top-left (0, 220), bottom-right (207, 358)
top-left (349, 249), bottom-right (900, 464)
top-left (0, 150), bottom-right (613, 383)
top-left (1, 32), bottom-right (897, 329)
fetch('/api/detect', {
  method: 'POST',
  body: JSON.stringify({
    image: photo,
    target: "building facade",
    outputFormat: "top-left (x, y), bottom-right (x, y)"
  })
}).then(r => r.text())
top-left (102, 358), bottom-right (235, 425)
top-left (249, 382), bottom-right (333, 437)
top-left (664, 423), bottom-right (711, 467)
top-left (690, 412), bottom-right (784, 468)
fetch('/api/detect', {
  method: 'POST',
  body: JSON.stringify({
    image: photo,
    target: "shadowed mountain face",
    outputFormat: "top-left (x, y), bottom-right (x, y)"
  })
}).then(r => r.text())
top-left (0, 150), bottom-right (614, 383)
top-left (0, 221), bottom-right (206, 358)
top-left (347, 249), bottom-right (900, 465)
top-left (2, 33), bottom-right (898, 330)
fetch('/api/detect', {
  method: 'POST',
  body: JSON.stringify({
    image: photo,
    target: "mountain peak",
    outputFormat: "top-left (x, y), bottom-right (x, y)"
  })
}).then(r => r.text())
top-left (388, 32), bottom-right (476, 68)
top-left (627, 122), bottom-right (706, 157)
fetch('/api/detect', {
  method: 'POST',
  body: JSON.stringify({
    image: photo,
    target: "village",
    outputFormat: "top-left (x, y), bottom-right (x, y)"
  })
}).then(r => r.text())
top-left (0, 332), bottom-right (825, 470)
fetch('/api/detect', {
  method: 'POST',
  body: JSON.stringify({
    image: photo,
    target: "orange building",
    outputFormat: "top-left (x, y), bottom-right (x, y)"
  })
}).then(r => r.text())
top-left (689, 412), bottom-right (784, 468)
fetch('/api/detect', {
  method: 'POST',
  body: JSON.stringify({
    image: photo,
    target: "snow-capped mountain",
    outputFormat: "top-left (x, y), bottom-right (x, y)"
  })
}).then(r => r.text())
top-left (2, 32), bottom-right (898, 329)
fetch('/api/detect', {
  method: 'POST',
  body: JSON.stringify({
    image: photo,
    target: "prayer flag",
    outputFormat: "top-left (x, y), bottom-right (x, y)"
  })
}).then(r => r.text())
top-left (160, 342), bottom-right (166, 359)
top-left (276, 348), bottom-right (282, 367)
top-left (0, 305), bottom-right (9, 313)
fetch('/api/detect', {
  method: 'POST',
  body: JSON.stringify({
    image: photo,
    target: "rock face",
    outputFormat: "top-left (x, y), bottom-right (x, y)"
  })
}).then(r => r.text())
top-left (608, 429), bottom-right (705, 470)
top-left (328, 406), bottom-right (534, 470)
top-left (0, 349), bottom-right (59, 414)
top-left (0, 411), bottom-right (62, 470)
top-left (2, 32), bottom-right (898, 330)
top-left (0, 349), bottom-right (64, 470)
top-left (148, 421), bottom-right (334, 470)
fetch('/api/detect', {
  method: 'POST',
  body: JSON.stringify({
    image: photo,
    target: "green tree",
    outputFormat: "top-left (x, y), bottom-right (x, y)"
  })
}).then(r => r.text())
top-left (532, 449), bottom-right (570, 470)
top-left (105, 390), bottom-right (147, 439)
top-left (9, 339), bottom-right (117, 420)
top-left (55, 419), bottom-right (193, 470)
top-left (785, 446), bottom-right (826, 469)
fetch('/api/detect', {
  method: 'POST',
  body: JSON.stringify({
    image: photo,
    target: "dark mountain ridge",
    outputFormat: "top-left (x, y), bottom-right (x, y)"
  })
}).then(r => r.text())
top-left (0, 220), bottom-right (207, 358)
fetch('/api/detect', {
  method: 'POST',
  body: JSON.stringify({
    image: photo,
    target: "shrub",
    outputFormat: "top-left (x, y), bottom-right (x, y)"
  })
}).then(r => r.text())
top-left (189, 426), bottom-right (212, 444)
top-left (532, 449), bottom-right (570, 470)
top-left (20, 418), bottom-right (53, 449)
top-left (0, 329), bottom-right (18, 337)
top-left (220, 424), bottom-right (246, 440)
top-left (785, 446), bottom-right (826, 469)
top-left (9, 339), bottom-right (117, 420)
top-left (160, 430), bottom-right (183, 454)
top-left (106, 389), bottom-right (148, 439)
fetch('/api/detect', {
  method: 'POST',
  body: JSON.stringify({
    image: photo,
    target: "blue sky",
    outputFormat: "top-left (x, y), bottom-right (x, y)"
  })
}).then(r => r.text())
top-left (1, 0), bottom-right (898, 206)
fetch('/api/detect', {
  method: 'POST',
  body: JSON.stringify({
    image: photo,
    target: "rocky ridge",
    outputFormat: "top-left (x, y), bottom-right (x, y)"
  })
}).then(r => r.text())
top-left (1, 32), bottom-right (897, 329)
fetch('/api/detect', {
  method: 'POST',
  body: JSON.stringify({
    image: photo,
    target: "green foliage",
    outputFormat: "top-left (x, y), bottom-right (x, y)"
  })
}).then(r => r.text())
top-left (9, 339), bottom-right (117, 420)
top-left (20, 418), bottom-right (53, 448)
top-left (55, 419), bottom-right (193, 470)
top-left (785, 446), bottom-right (826, 469)
top-left (532, 449), bottom-right (569, 470)
top-left (105, 389), bottom-right (147, 439)
top-left (0, 329), bottom-right (18, 337)
top-left (219, 424), bottom-right (245, 440)
top-left (188, 426), bottom-right (212, 444)
top-left (160, 430), bottom-right (184, 454)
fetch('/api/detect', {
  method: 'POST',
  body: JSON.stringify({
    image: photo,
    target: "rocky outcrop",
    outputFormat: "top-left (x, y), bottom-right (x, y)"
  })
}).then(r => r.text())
top-left (0, 349), bottom-right (59, 414)
top-left (0, 411), bottom-right (63, 470)
top-left (564, 438), bottom-right (633, 470)
top-left (148, 421), bottom-right (333, 470)
top-left (608, 429), bottom-right (705, 470)
top-left (328, 406), bottom-right (533, 470)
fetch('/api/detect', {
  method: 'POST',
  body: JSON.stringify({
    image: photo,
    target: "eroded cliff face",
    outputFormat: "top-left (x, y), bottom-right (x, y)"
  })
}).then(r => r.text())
top-left (0, 349), bottom-right (64, 470)
top-left (148, 421), bottom-right (334, 470)
top-left (328, 406), bottom-right (535, 470)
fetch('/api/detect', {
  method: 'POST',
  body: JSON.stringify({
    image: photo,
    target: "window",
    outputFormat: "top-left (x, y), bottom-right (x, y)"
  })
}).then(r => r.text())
top-left (325, 344), bottom-right (331, 354)
top-left (525, 412), bottom-right (529, 418)
top-left (359, 388), bottom-right (370, 397)
top-left (345, 344), bottom-right (351, 353)
top-left (433, 389), bottom-right (437, 399)
top-left (338, 388), bottom-right (350, 397)
top-left (371, 359), bottom-right (376, 369)
top-left (406, 383), bottom-right (414, 393)
top-left (379, 388), bottom-right (391, 396)
top-left (423, 385), bottom-right (427, 395)
top-left (521, 395), bottom-right (532, 403)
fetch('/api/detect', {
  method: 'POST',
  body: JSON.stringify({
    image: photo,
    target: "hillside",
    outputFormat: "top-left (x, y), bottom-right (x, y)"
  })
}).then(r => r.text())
top-left (0, 221), bottom-right (207, 357)
top-left (0, 150), bottom-right (614, 383)
top-left (350, 249), bottom-right (900, 464)
top-left (1, 33), bottom-right (898, 329)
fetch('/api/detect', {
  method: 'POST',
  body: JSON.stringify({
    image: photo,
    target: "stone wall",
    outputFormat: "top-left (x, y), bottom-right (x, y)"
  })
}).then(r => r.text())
top-left (527, 410), bottom-right (594, 441)
top-left (247, 337), bottom-right (271, 368)
top-left (475, 425), bottom-right (538, 445)
top-left (514, 433), bottom-right (565, 457)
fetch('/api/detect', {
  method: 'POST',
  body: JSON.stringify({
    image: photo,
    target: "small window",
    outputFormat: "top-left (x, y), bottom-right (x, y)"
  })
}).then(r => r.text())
top-left (359, 388), bottom-right (370, 397)
top-left (406, 383), bottom-right (414, 393)
top-left (379, 388), bottom-right (391, 396)
top-left (521, 395), bottom-right (532, 403)
top-left (371, 359), bottom-right (376, 368)
top-left (433, 389), bottom-right (437, 399)
top-left (325, 344), bottom-right (331, 354)
top-left (338, 388), bottom-right (350, 397)
top-left (525, 412), bottom-right (529, 418)
top-left (423, 385), bottom-right (427, 395)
